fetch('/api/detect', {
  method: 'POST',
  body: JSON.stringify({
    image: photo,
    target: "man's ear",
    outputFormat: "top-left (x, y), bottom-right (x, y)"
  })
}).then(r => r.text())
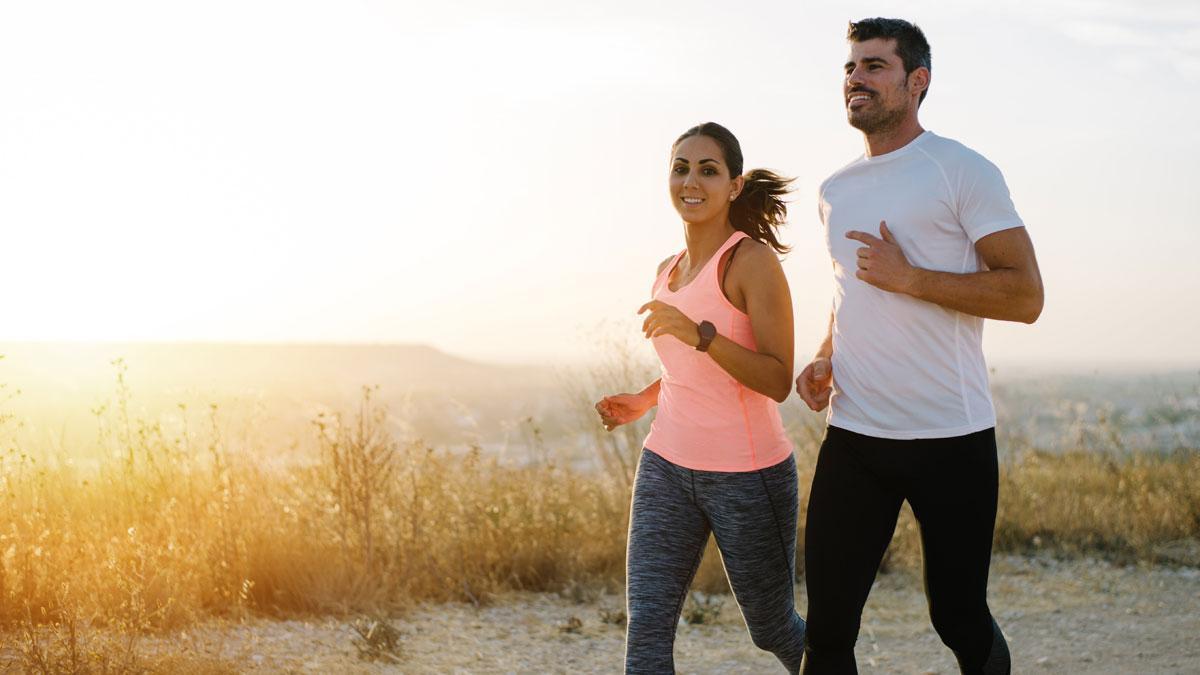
top-left (910, 66), bottom-right (930, 99)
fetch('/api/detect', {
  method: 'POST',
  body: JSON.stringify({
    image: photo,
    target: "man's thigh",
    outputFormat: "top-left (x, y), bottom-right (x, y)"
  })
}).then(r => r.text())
top-left (906, 429), bottom-right (999, 641)
top-left (804, 427), bottom-right (905, 646)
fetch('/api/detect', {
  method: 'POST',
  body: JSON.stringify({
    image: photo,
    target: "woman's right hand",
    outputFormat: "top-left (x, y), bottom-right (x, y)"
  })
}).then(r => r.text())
top-left (595, 393), bottom-right (652, 432)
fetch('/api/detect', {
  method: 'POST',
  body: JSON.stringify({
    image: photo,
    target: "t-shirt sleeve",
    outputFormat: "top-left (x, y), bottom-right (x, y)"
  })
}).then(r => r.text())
top-left (955, 155), bottom-right (1025, 243)
top-left (816, 182), bottom-right (828, 227)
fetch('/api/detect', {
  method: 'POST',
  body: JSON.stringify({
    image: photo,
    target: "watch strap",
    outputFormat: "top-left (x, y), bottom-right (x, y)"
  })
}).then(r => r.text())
top-left (696, 320), bottom-right (716, 352)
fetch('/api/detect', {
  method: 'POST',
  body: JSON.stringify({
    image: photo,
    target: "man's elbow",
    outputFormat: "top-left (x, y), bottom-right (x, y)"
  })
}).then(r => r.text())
top-left (1018, 285), bottom-right (1044, 324)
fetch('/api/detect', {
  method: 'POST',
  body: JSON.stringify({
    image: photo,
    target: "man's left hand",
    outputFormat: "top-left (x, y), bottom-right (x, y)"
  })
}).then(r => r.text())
top-left (846, 221), bottom-right (917, 295)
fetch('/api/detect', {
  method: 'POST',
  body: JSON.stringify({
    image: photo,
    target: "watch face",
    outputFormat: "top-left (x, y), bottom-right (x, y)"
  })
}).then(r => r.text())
top-left (697, 321), bottom-right (716, 352)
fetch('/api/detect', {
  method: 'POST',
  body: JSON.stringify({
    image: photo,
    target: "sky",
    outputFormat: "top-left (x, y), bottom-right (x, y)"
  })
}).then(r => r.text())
top-left (1, 0), bottom-right (1198, 369)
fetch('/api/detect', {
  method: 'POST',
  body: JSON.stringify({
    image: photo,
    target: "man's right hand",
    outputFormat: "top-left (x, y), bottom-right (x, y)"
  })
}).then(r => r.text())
top-left (796, 357), bottom-right (833, 412)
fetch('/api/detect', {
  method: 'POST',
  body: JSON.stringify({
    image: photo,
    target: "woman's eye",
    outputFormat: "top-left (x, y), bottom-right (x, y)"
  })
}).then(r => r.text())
top-left (673, 166), bottom-right (687, 174)
top-left (702, 168), bottom-right (717, 176)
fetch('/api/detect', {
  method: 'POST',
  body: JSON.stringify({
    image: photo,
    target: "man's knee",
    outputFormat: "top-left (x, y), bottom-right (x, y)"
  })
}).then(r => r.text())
top-left (800, 620), bottom-right (858, 674)
top-left (802, 613), bottom-right (860, 657)
top-left (928, 598), bottom-right (987, 647)
top-left (954, 618), bottom-right (1009, 675)
top-left (938, 611), bottom-right (1008, 674)
top-left (979, 619), bottom-right (1011, 675)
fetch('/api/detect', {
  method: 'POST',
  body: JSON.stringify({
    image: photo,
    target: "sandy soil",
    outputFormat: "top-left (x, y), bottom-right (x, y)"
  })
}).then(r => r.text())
top-left (4, 555), bottom-right (1199, 674)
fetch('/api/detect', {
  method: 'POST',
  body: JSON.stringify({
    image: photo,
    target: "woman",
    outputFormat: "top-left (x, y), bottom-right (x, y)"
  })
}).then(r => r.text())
top-left (596, 122), bottom-right (806, 673)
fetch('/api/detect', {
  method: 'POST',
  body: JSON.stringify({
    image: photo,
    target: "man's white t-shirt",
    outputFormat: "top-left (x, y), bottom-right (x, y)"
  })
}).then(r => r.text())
top-left (819, 131), bottom-right (1025, 440)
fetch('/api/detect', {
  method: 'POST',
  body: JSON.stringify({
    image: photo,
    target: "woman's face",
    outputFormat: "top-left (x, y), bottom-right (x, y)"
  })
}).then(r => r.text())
top-left (669, 135), bottom-right (742, 225)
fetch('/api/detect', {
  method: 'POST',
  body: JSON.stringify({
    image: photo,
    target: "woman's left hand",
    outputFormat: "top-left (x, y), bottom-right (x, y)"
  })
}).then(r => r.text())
top-left (638, 300), bottom-right (698, 348)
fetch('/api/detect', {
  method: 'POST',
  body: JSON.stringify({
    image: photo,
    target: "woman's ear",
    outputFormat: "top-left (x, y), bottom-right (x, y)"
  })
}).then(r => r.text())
top-left (730, 174), bottom-right (745, 201)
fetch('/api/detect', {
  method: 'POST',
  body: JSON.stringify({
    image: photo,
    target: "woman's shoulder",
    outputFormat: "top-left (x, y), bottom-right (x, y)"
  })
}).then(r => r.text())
top-left (656, 254), bottom-right (676, 276)
top-left (731, 237), bottom-right (780, 268)
top-left (726, 238), bottom-right (785, 289)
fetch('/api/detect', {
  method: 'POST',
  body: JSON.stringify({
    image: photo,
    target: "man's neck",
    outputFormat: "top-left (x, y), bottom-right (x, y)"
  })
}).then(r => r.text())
top-left (863, 117), bottom-right (925, 158)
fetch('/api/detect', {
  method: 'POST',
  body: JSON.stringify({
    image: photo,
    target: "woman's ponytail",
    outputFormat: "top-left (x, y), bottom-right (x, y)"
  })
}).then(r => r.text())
top-left (730, 169), bottom-right (793, 254)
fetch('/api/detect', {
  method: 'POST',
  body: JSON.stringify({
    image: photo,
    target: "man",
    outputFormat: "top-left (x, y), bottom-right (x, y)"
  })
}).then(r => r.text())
top-left (796, 18), bottom-right (1043, 674)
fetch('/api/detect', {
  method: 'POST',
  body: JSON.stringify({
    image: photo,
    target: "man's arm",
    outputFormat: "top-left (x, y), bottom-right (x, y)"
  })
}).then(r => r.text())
top-left (848, 222), bottom-right (1044, 323)
top-left (796, 310), bottom-right (834, 411)
top-left (813, 310), bottom-right (833, 360)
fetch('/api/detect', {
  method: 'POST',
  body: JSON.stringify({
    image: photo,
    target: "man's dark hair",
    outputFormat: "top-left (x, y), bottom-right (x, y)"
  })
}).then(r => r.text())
top-left (847, 18), bottom-right (931, 104)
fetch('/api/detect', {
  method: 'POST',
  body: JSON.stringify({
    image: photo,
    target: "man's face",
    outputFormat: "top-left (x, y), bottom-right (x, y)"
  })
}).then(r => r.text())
top-left (843, 38), bottom-right (917, 135)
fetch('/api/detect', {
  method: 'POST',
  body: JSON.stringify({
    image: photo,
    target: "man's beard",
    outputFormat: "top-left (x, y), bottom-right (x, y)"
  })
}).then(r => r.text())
top-left (847, 79), bottom-right (911, 135)
top-left (848, 101), bottom-right (907, 135)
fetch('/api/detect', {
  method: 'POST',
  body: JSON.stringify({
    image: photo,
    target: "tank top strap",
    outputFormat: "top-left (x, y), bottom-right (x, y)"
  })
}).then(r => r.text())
top-left (706, 230), bottom-right (751, 282)
top-left (651, 249), bottom-right (687, 296)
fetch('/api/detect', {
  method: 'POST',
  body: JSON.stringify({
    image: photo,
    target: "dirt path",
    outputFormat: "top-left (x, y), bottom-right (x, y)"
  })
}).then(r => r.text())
top-left (5, 555), bottom-right (1199, 673)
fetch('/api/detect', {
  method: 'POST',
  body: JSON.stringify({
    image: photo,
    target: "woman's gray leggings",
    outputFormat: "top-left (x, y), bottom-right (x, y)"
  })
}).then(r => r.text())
top-left (625, 448), bottom-right (807, 674)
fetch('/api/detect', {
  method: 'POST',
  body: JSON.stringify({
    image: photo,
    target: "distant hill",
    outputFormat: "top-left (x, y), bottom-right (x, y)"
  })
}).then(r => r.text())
top-left (0, 342), bottom-right (556, 397)
top-left (0, 343), bottom-right (565, 451)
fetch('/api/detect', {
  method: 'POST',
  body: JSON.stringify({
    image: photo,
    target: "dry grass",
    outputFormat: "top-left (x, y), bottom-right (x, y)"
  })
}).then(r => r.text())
top-left (0, 356), bottom-right (1198, 670)
top-left (996, 448), bottom-right (1200, 564)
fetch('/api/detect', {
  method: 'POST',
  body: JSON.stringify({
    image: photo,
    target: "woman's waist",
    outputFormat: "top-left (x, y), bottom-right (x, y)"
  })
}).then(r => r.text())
top-left (645, 406), bottom-right (792, 471)
top-left (656, 380), bottom-right (783, 425)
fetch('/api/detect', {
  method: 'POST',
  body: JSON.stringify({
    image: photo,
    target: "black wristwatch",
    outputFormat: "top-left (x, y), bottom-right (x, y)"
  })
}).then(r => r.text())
top-left (696, 320), bottom-right (716, 352)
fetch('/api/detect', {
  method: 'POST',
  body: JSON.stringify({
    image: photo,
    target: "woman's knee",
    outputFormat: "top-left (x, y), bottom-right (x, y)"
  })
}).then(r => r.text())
top-left (746, 613), bottom-right (803, 651)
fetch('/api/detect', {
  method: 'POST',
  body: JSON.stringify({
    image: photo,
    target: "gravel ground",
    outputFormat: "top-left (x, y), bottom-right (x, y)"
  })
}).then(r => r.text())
top-left (4, 555), bottom-right (1199, 674)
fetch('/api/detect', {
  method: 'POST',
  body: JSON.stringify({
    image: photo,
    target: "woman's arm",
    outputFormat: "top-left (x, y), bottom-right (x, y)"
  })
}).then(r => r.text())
top-left (595, 379), bottom-right (660, 431)
top-left (594, 255), bottom-right (675, 431)
top-left (706, 242), bottom-right (794, 402)
top-left (640, 241), bottom-right (795, 402)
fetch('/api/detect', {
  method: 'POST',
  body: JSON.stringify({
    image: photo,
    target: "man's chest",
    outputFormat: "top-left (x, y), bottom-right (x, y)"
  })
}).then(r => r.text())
top-left (820, 168), bottom-right (971, 273)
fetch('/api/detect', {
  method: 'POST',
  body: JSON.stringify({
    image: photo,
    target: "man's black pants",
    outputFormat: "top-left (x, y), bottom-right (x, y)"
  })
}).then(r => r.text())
top-left (801, 425), bottom-right (1009, 674)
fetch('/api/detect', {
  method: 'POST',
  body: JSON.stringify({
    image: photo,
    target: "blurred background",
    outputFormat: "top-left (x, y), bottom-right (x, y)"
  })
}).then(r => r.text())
top-left (0, 0), bottom-right (1198, 670)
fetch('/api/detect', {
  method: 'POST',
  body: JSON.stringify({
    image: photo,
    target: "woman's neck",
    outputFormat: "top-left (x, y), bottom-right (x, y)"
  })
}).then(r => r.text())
top-left (682, 219), bottom-right (736, 270)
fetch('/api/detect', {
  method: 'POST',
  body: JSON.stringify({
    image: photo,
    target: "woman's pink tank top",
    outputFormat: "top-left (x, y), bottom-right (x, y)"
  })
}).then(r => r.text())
top-left (642, 230), bottom-right (793, 472)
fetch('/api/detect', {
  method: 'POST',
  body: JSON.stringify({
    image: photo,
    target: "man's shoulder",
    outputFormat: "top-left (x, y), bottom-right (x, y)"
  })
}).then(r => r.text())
top-left (918, 132), bottom-right (1003, 177)
top-left (818, 155), bottom-right (867, 195)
